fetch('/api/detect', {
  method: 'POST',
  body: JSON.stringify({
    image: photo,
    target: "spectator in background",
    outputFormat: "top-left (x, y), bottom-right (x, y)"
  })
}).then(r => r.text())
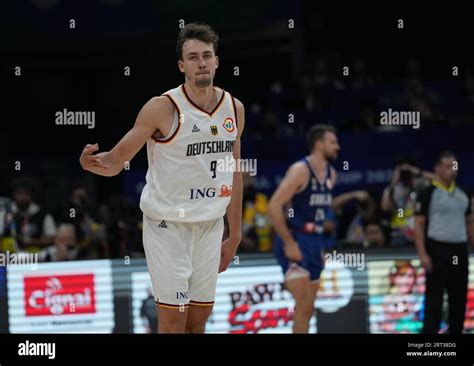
top-left (333, 190), bottom-right (378, 246)
top-left (313, 57), bottom-right (330, 87)
top-left (1, 178), bottom-right (56, 253)
top-left (354, 100), bottom-right (378, 131)
top-left (363, 220), bottom-right (388, 248)
top-left (95, 203), bottom-right (113, 258)
top-left (240, 173), bottom-right (273, 252)
top-left (261, 109), bottom-right (279, 138)
top-left (59, 182), bottom-right (99, 257)
top-left (61, 182), bottom-right (93, 241)
top-left (381, 159), bottom-right (433, 246)
top-left (140, 287), bottom-right (158, 334)
top-left (404, 77), bottom-right (444, 126)
top-left (246, 103), bottom-right (264, 140)
top-left (0, 197), bottom-right (14, 252)
top-left (300, 74), bottom-right (317, 112)
top-left (405, 59), bottom-right (422, 80)
top-left (105, 195), bottom-right (143, 259)
top-left (350, 57), bottom-right (374, 89)
top-left (38, 223), bottom-right (78, 262)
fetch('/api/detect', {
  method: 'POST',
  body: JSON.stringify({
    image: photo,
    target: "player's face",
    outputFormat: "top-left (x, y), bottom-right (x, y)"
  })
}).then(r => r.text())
top-left (178, 39), bottom-right (218, 88)
top-left (321, 132), bottom-right (340, 161)
top-left (435, 157), bottom-right (457, 182)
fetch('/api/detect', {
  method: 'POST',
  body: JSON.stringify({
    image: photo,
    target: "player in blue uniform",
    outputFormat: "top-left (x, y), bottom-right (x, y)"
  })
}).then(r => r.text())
top-left (268, 125), bottom-right (339, 333)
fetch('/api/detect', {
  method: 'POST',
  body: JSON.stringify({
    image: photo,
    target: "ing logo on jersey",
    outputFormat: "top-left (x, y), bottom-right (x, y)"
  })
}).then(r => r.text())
top-left (222, 118), bottom-right (235, 133)
top-left (210, 125), bottom-right (218, 135)
top-left (218, 184), bottom-right (232, 197)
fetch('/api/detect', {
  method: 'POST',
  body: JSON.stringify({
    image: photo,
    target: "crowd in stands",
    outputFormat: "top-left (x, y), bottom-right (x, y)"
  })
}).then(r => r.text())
top-left (0, 157), bottom-right (444, 262)
top-left (246, 57), bottom-right (474, 139)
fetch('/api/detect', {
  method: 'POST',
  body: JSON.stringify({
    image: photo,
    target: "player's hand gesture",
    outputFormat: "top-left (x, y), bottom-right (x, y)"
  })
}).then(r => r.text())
top-left (80, 143), bottom-right (109, 170)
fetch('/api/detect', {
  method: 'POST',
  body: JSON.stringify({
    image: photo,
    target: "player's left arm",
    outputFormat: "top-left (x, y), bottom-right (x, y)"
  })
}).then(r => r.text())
top-left (324, 168), bottom-right (338, 233)
top-left (219, 98), bottom-right (245, 273)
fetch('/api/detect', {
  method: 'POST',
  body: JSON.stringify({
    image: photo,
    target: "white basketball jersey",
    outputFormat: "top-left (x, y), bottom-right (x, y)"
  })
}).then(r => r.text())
top-left (139, 84), bottom-right (238, 222)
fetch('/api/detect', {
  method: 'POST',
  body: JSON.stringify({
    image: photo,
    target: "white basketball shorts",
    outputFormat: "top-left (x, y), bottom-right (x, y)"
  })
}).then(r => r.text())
top-left (142, 214), bottom-right (224, 310)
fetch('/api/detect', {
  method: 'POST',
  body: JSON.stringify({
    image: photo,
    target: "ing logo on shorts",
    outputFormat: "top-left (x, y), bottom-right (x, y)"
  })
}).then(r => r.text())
top-left (222, 118), bottom-right (235, 133)
top-left (176, 291), bottom-right (189, 300)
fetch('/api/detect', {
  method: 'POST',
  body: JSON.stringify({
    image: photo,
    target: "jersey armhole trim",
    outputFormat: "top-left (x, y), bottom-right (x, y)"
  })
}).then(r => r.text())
top-left (153, 94), bottom-right (182, 144)
top-left (230, 93), bottom-right (238, 129)
top-left (295, 162), bottom-right (310, 194)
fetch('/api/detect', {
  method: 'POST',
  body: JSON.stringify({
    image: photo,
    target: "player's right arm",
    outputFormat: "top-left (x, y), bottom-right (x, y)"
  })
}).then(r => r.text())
top-left (267, 163), bottom-right (308, 262)
top-left (79, 96), bottom-right (174, 177)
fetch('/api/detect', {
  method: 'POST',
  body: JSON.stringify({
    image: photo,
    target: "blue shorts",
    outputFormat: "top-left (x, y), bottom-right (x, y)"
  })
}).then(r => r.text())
top-left (273, 231), bottom-right (325, 282)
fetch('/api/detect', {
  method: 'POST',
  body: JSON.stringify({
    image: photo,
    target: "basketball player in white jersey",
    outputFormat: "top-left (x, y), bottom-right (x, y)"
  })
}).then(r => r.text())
top-left (79, 23), bottom-right (244, 333)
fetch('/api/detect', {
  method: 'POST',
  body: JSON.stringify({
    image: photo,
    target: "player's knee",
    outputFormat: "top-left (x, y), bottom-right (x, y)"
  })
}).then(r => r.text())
top-left (296, 298), bottom-right (315, 319)
top-left (158, 308), bottom-right (187, 333)
top-left (185, 316), bottom-right (208, 334)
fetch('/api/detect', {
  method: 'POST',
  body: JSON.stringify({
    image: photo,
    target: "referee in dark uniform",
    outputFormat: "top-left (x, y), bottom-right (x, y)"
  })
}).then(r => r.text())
top-left (415, 151), bottom-right (474, 333)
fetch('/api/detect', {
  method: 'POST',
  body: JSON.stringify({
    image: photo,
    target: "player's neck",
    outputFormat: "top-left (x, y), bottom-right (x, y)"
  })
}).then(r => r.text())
top-left (183, 81), bottom-right (217, 112)
top-left (308, 152), bottom-right (328, 174)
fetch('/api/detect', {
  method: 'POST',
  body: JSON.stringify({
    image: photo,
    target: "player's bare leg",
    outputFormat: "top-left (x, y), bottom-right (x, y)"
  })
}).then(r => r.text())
top-left (185, 304), bottom-right (214, 333)
top-left (157, 306), bottom-right (188, 333)
top-left (285, 277), bottom-right (320, 333)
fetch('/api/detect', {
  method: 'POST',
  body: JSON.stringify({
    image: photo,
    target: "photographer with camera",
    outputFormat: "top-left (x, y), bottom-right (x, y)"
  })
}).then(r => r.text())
top-left (381, 158), bottom-right (434, 246)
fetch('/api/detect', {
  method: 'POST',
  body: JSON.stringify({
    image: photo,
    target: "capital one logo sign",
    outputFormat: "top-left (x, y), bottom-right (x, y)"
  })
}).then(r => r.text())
top-left (24, 274), bottom-right (96, 316)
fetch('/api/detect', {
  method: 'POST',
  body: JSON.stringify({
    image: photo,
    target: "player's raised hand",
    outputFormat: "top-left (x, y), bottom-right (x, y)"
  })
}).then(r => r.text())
top-left (80, 143), bottom-right (109, 170)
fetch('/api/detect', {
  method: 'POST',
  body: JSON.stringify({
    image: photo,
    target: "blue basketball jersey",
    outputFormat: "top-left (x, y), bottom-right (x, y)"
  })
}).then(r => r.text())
top-left (288, 157), bottom-right (335, 231)
top-left (273, 157), bottom-right (337, 281)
